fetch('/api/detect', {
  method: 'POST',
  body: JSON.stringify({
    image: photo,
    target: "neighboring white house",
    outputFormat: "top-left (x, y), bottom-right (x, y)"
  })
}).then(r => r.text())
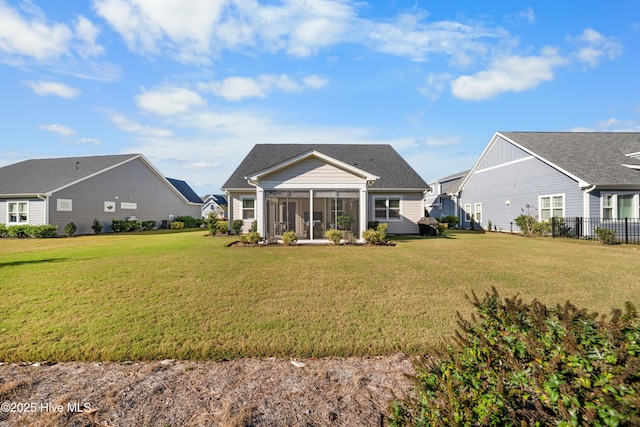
top-left (0, 154), bottom-right (202, 235)
top-left (221, 144), bottom-right (430, 240)
top-left (456, 132), bottom-right (640, 232)
top-left (201, 194), bottom-right (227, 219)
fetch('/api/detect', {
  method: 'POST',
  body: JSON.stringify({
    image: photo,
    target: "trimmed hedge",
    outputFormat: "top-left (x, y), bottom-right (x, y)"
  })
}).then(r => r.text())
top-left (0, 224), bottom-right (58, 238)
top-left (390, 288), bottom-right (640, 426)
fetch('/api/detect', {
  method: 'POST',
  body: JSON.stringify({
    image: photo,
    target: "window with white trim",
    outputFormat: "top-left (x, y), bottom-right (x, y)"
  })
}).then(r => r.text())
top-left (7, 201), bottom-right (28, 224)
top-left (474, 203), bottom-right (482, 223)
top-left (464, 203), bottom-right (471, 221)
top-left (57, 199), bottom-right (72, 212)
top-left (242, 198), bottom-right (255, 220)
top-left (374, 197), bottom-right (401, 220)
top-left (539, 194), bottom-right (564, 221)
top-left (602, 194), bottom-right (638, 219)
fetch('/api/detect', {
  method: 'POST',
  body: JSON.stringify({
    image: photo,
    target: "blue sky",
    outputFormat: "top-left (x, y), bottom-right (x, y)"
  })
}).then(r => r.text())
top-left (1, 1), bottom-right (638, 195)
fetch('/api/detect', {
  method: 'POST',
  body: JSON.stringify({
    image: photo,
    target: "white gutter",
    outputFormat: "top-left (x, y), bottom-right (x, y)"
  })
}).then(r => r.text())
top-left (583, 184), bottom-right (596, 218)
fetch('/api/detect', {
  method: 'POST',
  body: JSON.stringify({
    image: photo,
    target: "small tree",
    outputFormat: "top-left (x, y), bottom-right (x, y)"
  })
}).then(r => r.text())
top-left (91, 218), bottom-right (102, 234)
top-left (514, 204), bottom-right (538, 236)
top-left (231, 219), bottom-right (243, 235)
top-left (64, 222), bottom-right (77, 237)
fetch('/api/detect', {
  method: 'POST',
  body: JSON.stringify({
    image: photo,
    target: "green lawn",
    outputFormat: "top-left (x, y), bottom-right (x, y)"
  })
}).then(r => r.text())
top-left (0, 230), bottom-right (638, 362)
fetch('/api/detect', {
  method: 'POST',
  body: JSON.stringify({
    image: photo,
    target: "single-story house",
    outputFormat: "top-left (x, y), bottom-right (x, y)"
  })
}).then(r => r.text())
top-left (0, 154), bottom-right (202, 235)
top-left (221, 144), bottom-right (430, 240)
top-left (201, 194), bottom-right (228, 219)
top-left (425, 170), bottom-right (468, 219)
top-left (456, 132), bottom-right (640, 232)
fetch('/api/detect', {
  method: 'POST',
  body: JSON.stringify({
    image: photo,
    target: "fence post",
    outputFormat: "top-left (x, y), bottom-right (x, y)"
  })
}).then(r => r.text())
top-left (576, 217), bottom-right (582, 239)
top-left (551, 217), bottom-right (556, 237)
top-left (625, 217), bottom-right (629, 244)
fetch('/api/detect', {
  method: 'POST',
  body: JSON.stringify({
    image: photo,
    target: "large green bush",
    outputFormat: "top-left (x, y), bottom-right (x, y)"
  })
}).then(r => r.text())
top-left (390, 289), bottom-right (640, 426)
top-left (239, 231), bottom-right (262, 244)
top-left (174, 215), bottom-right (200, 228)
top-left (0, 224), bottom-right (58, 238)
top-left (437, 215), bottom-right (459, 229)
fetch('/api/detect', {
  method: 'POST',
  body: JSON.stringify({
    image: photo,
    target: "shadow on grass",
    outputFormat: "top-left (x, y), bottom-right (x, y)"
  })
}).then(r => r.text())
top-left (0, 258), bottom-right (68, 268)
top-left (389, 234), bottom-right (459, 243)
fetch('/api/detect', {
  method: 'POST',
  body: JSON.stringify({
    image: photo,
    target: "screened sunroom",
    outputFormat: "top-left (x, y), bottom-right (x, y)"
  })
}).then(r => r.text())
top-left (264, 190), bottom-right (360, 239)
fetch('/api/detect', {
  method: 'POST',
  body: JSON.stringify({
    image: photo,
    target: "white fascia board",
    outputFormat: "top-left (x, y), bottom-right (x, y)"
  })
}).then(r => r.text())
top-left (497, 132), bottom-right (590, 187)
top-left (245, 150), bottom-right (379, 183)
top-left (459, 132), bottom-right (591, 192)
top-left (0, 193), bottom-right (46, 198)
top-left (622, 163), bottom-right (640, 170)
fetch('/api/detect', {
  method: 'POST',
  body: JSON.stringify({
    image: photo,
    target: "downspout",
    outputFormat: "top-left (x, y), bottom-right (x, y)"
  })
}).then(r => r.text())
top-left (37, 194), bottom-right (48, 225)
top-left (583, 184), bottom-right (596, 218)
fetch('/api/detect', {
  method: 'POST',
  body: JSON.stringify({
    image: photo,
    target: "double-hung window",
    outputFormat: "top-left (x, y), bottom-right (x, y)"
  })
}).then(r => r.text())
top-left (539, 195), bottom-right (564, 220)
top-left (242, 198), bottom-right (255, 220)
top-left (474, 203), bottom-right (482, 223)
top-left (374, 197), bottom-right (401, 220)
top-left (602, 194), bottom-right (638, 219)
top-left (464, 203), bottom-right (472, 221)
top-left (8, 201), bottom-right (28, 224)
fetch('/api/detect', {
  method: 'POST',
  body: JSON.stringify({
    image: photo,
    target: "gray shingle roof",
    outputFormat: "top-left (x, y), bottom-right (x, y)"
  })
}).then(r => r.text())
top-left (499, 132), bottom-right (640, 187)
top-left (0, 154), bottom-right (139, 195)
top-left (166, 178), bottom-right (203, 204)
top-left (222, 144), bottom-right (428, 190)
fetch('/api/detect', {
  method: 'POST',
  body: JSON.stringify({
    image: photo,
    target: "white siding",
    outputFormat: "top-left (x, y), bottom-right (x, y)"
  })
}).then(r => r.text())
top-left (0, 198), bottom-right (46, 225)
top-left (368, 192), bottom-right (423, 234)
top-left (261, 158), bottom-right (364, 186)
top-left (229, 192), bottom-right (256, 234)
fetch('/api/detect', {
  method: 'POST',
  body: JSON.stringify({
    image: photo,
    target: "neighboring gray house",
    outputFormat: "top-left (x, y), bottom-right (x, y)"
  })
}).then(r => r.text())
top-left (201, 194), bottom-right (227, 219)
top-left (222, 144), bottom-right (430, 240)
top-left (457, 132), bottom-right (640, 231)
top-left (425, 170), bottom-right (468, 220)
top-left (0, 154), bottom-right (202, 235)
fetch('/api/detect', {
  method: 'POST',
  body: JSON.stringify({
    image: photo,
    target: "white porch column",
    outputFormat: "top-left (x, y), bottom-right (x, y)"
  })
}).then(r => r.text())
top-left (256, 187), bottom-right (265, 237)
top-left (359, 188), bottom-right (368, 239)
top-left (309, 189), bottom-right (315, 241)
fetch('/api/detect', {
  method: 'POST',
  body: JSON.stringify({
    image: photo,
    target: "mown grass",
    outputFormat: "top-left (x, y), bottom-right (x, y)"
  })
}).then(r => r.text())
top-left (0, 230), bottom-right (638, 362)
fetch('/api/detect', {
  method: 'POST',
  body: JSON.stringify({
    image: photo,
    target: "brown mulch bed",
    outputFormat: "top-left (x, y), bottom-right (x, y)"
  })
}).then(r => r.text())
top-left (0, 354), bottom-right (416, 426)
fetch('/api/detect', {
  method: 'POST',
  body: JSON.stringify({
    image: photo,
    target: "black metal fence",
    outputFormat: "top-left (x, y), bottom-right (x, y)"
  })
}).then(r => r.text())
top-left (551, 217), bottom-right (640, 245)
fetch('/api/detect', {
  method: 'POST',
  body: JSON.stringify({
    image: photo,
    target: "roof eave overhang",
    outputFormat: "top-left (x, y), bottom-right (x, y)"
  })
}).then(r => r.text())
top-left (245, 150), bottom-right (380, 184)
top-left (0, 193), bottom-right (49, 198)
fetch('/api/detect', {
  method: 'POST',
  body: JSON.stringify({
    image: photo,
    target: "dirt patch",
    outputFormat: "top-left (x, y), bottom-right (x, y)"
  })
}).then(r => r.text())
top-left (0, 354), bottom-right (415, 426)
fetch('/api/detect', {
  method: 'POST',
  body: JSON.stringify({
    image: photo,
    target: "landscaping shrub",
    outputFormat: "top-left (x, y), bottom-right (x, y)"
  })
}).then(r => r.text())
top-left (595, 227), bottom-right (617, 245)
top-left (110, 219), bottom-right (127, 232)
top-left (64, 222), bottom-right (77, 237)
top-left (377, 223), bottom-right (388, 243)
top-left (324, 228), bottom-right (342, 245)
top-left (240, 231), bottom-right (262, 244)
top-left (141, 220), bottom-right (157, 231)
top-left (281, 230), bottom-right (298, 245)
top-left (344, 232), bottom-right (357, 245)
top-left (215, 221), bottom-right (229, 235)
top-left (437, 215), bottom-right (459, 229)
top-left (205, 213), bottom-right (218, 235)
top-left (389, 288), bottom-right (640, 427)
top-left (0, 224), bottom-right (58, 238)
top-left (170, 221), bottom-right (184, 229)
top-left (362, 228), bottom-right (380, 244)
top-left (231, 219), bottom-right (243, 235)
top-left (91, 218), bottom-right (102, 234)
top-left (174, 215), bottom-right (199, 228)
top-left (250, 220), bottom-right (258, 233)
top-left (436, 222), bottom-right (446, 235)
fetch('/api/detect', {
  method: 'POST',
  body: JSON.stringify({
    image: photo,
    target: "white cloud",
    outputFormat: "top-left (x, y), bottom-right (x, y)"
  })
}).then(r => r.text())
top-left (26, 81), bottom-right (80, 98)
top-left (302, 74), bottom-right (329, 89)
top-left (573, 28), bottom-right (622, 67)
top-left (450, 47), bottom-right (566, 101)
top-left (571, 118), bottom-right (640, 132)
top-left (73, 15), bottom-right (105, 58)
top-left (136, 87), bottom-right (206, 116)
top-left (107, 111), bottom-right (173, 137)
top-left (39, 124), bottom-right (76, 136)
top-left (79, 137), bottom-right (102, 146)
top-left (0, 2), bottom-right (104, 61)
top-left (201, 74), bottom-right (327, 102)
top-left (419, 72), bottom-right (451, 100)
top-left (93, 0), bottom-right (224, 62)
